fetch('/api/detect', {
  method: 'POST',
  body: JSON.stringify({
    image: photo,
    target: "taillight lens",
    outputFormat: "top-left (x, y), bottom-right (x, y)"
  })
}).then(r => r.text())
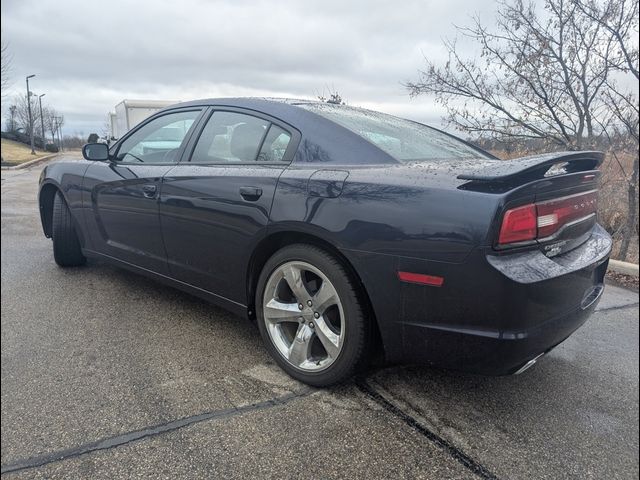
top-left (536, 191), bottom-right (597, 238)
top-left (498, 190), bottom-right (597, 246)
top-left (498, 204), bottom-right (537, 244)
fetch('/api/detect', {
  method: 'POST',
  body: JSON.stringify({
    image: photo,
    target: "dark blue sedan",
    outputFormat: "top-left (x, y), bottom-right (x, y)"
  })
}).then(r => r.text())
top-left (38, 98), bottom-right (612, 386)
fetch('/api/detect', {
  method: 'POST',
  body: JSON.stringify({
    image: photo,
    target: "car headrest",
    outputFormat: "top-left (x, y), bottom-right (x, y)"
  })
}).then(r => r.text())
top-left (230, 123), bottom-right (265, 161)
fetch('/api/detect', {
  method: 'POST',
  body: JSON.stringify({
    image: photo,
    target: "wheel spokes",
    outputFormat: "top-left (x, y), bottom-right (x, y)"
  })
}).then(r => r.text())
top-left (264, 261), bottom-right (345, 372)
top-left (313, 316), bottom-right (341, 358)
top-left (311, 281), bottom-right (339, 316)
top-left (288, 323), bottom-right (314, 366)
top-left (264, 299), bottom-right (301, 324)
top-left (282, 264), bottom-right (310, 303)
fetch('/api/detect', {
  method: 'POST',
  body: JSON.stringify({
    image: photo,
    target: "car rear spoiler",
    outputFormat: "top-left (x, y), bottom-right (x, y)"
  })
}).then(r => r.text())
top-left (457, 151), bottom-right (604, 183)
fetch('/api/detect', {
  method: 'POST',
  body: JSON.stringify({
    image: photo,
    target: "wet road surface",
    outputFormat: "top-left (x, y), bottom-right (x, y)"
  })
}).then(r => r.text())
top-left (2, 159), bottom-right (638, 479)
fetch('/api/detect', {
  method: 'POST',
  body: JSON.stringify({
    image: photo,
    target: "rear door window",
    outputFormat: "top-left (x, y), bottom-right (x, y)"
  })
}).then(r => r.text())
top-left (190, 111), bottom-right (292, 164)
top-left (258, 125), bottom-right (291, 162)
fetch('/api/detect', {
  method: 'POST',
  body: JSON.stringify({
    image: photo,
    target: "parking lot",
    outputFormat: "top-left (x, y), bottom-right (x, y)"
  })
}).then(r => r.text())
top-left (1, 158), bottom-right (638, 479)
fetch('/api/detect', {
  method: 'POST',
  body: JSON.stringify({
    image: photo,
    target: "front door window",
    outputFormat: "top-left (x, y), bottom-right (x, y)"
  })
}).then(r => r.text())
top-left (116, 110), bottom-right (201, 164)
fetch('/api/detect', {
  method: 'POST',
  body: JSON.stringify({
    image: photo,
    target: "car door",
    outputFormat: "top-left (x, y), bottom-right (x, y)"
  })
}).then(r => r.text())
top-left (159, 107), bottom-right (300, 304)
top-left (82, 108), bottom-right (204, 274)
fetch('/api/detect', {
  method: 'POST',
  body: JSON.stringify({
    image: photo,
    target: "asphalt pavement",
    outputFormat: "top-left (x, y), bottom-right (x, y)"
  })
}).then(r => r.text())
top-left (2, 158), bottom-right (638, 479)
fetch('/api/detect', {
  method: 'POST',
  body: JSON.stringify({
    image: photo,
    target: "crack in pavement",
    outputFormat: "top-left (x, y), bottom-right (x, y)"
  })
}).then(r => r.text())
top-left (356, 378), bottom-right (501, 480)
top-left (2, 375), bottom-right (504, 479)
top-left (0, 388), bottom-right (314, 475)
top-left (596, 302), bottom-right (639, 312)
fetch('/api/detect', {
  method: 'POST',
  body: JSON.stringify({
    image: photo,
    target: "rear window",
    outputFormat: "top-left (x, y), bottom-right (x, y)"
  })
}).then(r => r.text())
top-left (298, 104), bottom-right (490, 162)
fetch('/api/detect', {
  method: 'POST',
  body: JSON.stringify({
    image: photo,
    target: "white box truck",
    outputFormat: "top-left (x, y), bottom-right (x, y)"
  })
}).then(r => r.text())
top-left (108, 112), bottom-right (118, 140)
top-left (111, 99), bottom-right (176, 140)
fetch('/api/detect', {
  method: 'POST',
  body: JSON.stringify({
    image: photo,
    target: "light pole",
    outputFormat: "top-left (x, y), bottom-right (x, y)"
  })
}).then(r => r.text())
top-left (25, 74), bottom-right (36, 154)
top-left (38, 94), bottom-right (46, 150)
top-left (53, 117), bottom-right (59, 149)
top-left (55, 116), bottom-right (64, 151)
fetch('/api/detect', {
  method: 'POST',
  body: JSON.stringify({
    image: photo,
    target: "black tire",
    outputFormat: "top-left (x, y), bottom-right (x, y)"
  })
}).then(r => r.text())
top-left (256, 244), bottom-right (370, 386)
top-left (52, 191), bottom-right (86, 267)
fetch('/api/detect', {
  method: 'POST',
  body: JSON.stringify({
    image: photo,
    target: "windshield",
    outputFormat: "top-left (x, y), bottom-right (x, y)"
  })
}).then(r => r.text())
top-left (298, 103), bottom-right (490, 162)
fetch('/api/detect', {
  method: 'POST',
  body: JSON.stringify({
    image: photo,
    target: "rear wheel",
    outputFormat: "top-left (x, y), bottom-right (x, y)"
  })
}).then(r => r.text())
top-left (256, 244), bottom-right (369, 386)
top-left (52, 191), bottom-right (86, 267)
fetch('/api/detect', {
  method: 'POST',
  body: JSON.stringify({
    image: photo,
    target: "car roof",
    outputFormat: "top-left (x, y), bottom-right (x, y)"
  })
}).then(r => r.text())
top-left (160, 97), bottom-right (398, 166)
top-left (170, 96), bottom-right (320, 108)
top-left (165, 97), bottom-right (330, 123)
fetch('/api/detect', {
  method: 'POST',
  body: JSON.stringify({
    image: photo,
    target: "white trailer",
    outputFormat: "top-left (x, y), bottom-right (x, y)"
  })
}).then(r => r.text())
top-left (108, 112), bottom-right (118, 140)
top-left (111, 99), bottom-right (176, 140)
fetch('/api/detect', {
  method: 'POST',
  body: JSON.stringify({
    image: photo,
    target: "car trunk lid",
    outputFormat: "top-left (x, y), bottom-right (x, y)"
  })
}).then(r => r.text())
top-left (457, 150), bottom-right (603, 185)
top-left (456, 151), bottom-right (604, 257)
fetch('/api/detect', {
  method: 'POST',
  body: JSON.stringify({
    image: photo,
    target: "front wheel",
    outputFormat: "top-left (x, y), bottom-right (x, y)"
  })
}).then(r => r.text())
top-left (52, 191), bottom-right (86, 267)
top-left (256, 244), bottom-right (369, 386)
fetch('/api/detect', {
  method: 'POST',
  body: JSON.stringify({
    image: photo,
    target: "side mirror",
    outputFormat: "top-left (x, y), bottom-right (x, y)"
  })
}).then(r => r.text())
top-left (82, 143), bottom-right (109, 161)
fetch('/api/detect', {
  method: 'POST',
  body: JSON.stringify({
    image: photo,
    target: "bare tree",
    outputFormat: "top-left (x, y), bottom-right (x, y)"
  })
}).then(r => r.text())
top-left (43, 108), bottom-right (64, 145)
top-left (11, 94), bottom-right (42, 136)
top-left (575, 0), bottom-right (639, 79)
top-left (406, 0), bottom-right (639, 260)
top-left (101, 115), bottom-right (112, 140)
top-left (4, 104), bottom-right (17, 131)
top-left (1, 40), bottom-right (12, 100)
top-left (62, 134), bottom-right (84, 149)
top-left (406, 0), bottom-right (632, 149)
top-left (43, 107), bottom-right (57, 143)
top-left (575, 0), bottom-right (639, 260)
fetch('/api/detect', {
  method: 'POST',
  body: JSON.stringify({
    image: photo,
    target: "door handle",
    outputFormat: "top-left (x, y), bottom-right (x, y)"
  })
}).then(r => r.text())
top-left (142, 184), bottom-right (157, 198)
top-left (239, 186), bottom-right (263, 201)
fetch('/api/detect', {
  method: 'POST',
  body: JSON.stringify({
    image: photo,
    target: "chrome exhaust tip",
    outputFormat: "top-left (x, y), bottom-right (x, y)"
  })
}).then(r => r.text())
top-left (514, 352), bottom-right (545, 375)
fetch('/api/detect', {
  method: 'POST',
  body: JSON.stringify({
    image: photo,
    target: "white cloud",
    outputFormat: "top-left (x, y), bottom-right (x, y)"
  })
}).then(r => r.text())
top-left (1, 0), bottom-right (498, 135)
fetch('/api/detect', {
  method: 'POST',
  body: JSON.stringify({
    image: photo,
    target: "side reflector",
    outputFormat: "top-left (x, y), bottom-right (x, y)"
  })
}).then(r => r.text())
top-left (398, 271), bottom-right (444, 287)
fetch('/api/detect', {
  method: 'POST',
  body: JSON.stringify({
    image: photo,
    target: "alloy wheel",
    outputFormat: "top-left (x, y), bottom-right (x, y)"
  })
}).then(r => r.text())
top-left (262, 261), bottom-right (345, 371)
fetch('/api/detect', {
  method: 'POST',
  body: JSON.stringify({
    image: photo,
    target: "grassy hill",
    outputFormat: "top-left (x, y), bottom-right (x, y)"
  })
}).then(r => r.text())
top-left (1, 138), bottom-right (50, 166)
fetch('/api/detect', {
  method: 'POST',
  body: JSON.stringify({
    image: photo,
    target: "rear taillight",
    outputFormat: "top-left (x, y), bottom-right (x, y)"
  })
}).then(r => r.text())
top-left (498, 190), bottom-right (597, 246)
top-left (498, 204), bottom-right (537, 244)
top-left (536, 191), bottom-right (597, 238)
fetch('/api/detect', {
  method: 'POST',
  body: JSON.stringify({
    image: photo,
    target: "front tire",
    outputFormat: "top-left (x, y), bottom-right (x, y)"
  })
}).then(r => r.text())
top-left (256, 244), bottom-right (369, 386)
top-left (52, 191), bottom-right (86, 267)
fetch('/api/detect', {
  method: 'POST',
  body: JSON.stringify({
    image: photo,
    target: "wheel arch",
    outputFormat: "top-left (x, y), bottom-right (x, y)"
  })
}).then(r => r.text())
top-left (39, 181), bottom-right (61, 238)
top-left (246, 230), bottom-right (385, 359)
top-left (39, 181), bottom-right (86, 247)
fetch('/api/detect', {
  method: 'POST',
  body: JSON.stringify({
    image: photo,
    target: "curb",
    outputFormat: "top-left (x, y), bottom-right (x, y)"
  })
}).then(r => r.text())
top-left (1, 153), bottom-right (59, 170)
top-left (608, 259), bottom-right (640, 277)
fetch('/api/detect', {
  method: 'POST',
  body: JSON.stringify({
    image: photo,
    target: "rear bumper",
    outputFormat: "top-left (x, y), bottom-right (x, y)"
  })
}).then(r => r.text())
top-left (344, 224), bottom-right (611, 374)
top-left (401, 270), bottom-right (605, 374)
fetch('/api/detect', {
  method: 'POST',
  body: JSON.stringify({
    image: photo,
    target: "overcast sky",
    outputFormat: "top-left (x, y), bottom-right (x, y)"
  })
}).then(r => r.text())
top-left (1, 0), bottom-right (498, 136)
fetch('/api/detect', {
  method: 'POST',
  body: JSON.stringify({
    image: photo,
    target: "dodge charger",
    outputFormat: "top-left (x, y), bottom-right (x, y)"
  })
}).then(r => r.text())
top-left (38, 98), bottom-right (612, 386)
